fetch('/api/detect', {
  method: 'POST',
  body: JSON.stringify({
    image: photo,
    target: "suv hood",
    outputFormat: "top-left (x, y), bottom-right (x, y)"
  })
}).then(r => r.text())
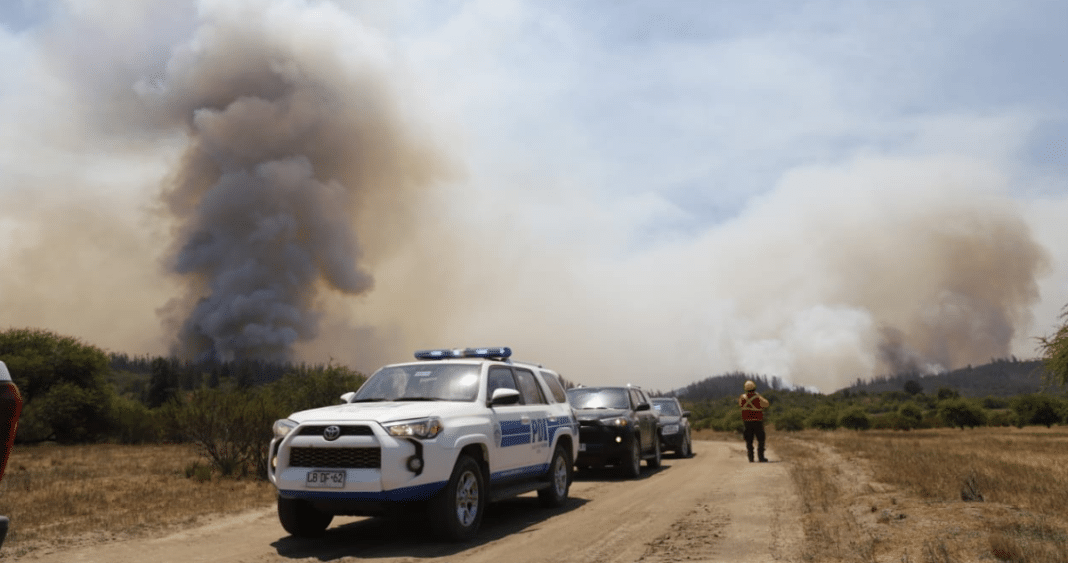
top-left (288, 401), bottom-right (478, 424)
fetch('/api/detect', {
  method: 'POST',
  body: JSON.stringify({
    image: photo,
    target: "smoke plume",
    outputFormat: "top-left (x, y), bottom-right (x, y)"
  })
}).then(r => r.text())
top-left (143, 2), bottom-right (451, 362)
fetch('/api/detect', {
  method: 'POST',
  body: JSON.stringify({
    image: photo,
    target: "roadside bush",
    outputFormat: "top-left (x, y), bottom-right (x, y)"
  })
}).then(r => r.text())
top-left (987, 409), bottom-right (1014, 427)
top-left (838, 407), bottom-right (871, 430)
top-left (1010, 394), bottom-right (1064, 428)
top-left (774, 409), bottom-right (806, 432)
top-left (938, 398), bottom-right (987, 429)
top-left (896, 402), bottom-right (924, 430)
top-left (109, 394), bottom-right (164, 444)
top-left (807, 405), bottom-right (839, 430)
top-left (718, 411), bottom-right (744, 433)
top-left (169, 387), bottom-right (277, 479)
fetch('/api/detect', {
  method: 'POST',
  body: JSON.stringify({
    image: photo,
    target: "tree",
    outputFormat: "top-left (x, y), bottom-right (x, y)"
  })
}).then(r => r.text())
top-left (1010, 394), bottom-right (1064, 428)
top-left (839, 407), bottom-right (871, 430)
top-left (903, 380), bottom-right (923, 396)
top-left (938, 399), bottom-right (987, 430)
top-left (146, 357), bottom-right (179, 408)
top-left (1037, 304), bottom-right (1068, 386)
top-left (936, 387), bottom-right (960, 401)
top-left (0, 328), bottom-right (114, 443)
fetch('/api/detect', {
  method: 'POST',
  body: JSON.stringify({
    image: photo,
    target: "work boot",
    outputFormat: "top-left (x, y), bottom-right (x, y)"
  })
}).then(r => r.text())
top-left (746, 446), bottom-right (754, 463)
top-left (758, 447), bottom-right (768, 463)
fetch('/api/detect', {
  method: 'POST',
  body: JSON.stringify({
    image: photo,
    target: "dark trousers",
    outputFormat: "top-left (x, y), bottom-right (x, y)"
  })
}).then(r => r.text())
top-left (743, 420), bottom-right (766, 461)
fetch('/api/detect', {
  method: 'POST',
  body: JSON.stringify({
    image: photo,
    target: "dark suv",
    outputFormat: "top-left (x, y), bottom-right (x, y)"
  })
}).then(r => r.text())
top-left (566, 385), bottom-right (660, 478)
top-left (651, 397), bottom-right (692, 458)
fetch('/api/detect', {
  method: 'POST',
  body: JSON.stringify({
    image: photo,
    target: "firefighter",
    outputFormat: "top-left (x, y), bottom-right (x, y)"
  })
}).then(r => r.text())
top-left (738, 380), bottom-right (770, 463)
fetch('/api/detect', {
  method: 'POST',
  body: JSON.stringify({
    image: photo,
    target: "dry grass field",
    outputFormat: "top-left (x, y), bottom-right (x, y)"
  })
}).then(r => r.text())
top-left (2, 428), bottom-right (1067, 562)
top-left (774, 427), bottom-right (1068, 563)
top-left (0, 443), bottom-right (276, 559)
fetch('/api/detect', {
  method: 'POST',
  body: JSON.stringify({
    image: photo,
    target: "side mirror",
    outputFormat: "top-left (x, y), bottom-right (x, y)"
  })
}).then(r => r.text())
top-left (635, 402), bottom-right (650, 412)
top-left (340, 391), bottom-right (357, 404)
top-left (682, 411), bottom-right (691, 418)
top-left (489, 388), bottom-right (521, 406)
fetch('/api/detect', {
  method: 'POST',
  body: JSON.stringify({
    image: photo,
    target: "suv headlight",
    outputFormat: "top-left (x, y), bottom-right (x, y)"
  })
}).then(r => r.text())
top-left (601, 416), bottom-right (629, 427)
top-left (273, 419), bottom-right (298, 439)
top-left (385, 417), bottom-right (443, 439)
top-left (662, 424), bottom-right (680, 435)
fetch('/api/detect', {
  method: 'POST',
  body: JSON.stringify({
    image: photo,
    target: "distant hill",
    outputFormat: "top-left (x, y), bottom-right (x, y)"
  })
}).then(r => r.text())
top-left (673, 372), bottom-right (802, 402)
top-left (840, 357), bottom-right (1054, 398)
top-left (669, 358), bottom-right (1058, 402)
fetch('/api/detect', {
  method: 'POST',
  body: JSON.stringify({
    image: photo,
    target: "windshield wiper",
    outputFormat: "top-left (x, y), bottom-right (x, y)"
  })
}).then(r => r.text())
top-left (350, 398), bottom-right (389, 403)
top-left (396, 396), bottom-right (444, 401)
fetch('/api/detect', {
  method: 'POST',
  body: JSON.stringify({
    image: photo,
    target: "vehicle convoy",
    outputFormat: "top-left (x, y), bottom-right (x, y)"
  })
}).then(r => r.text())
top-left (268, 347), bottom-right (578, 541)
top-left (565, 385), bottom-right (660, 478)
top-left (0, 361), bottom-right (23, 551)
top-left (651, 397), bottom-right (692, 458)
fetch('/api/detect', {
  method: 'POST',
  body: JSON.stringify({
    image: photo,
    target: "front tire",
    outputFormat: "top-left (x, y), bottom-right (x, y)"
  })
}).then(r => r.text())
top-left (277, 496), bottom-right (333, 538)
top-left (620, 437), bottom-right (641, 479)
top-left (538, 443), bottom-right (573, 508)
top-left (679, 432), bottom-right (692, 458)
top-left (430, 455), bottom-right (485, 541)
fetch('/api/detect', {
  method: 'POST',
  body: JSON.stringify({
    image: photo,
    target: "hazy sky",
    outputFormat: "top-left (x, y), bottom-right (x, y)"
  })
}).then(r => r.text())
top-left (2, 0), bottom-right (1066, 393)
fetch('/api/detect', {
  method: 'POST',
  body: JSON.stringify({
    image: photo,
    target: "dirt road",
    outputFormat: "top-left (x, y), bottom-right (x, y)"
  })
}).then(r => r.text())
top-left (19, 440), bottom-right (802, 563)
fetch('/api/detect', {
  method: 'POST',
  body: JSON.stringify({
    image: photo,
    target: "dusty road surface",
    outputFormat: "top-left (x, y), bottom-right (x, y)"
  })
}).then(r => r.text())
top-left (19, 440), bottom-right (802, 563)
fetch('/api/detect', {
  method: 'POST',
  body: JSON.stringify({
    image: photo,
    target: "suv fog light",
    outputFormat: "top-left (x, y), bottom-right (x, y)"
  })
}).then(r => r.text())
top-left (407, 455), bottom-right (424, 473)
top-left (615, 436), bottom-right (622, 443)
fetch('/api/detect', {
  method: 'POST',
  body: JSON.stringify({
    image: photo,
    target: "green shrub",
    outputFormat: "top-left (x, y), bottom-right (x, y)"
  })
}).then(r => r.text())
top-left (938, 399), bottom-right (987, 429)
top-left (774, 409), bottom-right (806, 432)
top-left (1010, 394), bottom-right (1064, 428)
top-left (807, 405), bottom-right (839, 430)
top-left (838, 407), bottom-right (871, 430)
top-left (896, 402), bottom-right (924, 430)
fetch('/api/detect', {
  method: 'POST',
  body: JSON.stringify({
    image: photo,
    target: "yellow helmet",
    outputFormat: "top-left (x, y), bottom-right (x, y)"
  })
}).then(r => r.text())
top-left (744, 380), bottom-right (756, 391)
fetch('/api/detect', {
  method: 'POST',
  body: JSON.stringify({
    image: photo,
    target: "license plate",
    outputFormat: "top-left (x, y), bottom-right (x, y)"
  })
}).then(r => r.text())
top-left (579, 443), bottom-right (586, 452)
top-left (306, 470), bottom-right (346, 488)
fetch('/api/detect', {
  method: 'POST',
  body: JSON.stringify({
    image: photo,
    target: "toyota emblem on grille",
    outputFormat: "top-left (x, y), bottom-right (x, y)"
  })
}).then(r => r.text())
top-left (323, 425), bottom-right (341, 441)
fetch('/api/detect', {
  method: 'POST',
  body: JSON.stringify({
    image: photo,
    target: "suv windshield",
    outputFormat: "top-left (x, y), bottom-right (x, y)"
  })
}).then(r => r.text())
top-left (652, 399), bottom-right (681, 416)
top-left (566, 387), bottom-right (629, 409)
top-left (354, 363), bottom-right (481, 402)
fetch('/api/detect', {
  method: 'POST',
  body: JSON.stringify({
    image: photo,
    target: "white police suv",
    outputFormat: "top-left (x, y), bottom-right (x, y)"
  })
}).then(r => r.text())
top-left (268, 347), bottom-right (578, 541)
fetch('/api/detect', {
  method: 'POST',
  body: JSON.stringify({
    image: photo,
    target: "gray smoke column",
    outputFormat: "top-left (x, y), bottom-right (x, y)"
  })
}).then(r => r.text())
top-left (143, 2), bottom-right (448, 362)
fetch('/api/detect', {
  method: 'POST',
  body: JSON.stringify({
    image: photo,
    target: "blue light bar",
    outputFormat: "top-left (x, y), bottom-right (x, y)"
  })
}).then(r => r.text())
top-left (463, 347), bottom-right (512, 359)
top-left (414, 349), bottom-right (462, 360)
top-left (413, 347), bottom-right (512, 360)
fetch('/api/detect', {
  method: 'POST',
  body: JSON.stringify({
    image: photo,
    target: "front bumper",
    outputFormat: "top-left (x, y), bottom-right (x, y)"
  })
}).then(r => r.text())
top-left (269, 422), bottom-right (452, 513)
top-left (575, 423), bottom-right (638, 468)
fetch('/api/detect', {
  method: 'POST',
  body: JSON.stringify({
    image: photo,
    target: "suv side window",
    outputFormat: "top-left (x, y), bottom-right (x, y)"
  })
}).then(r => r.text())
top-left (515, 368), bottom-right (547, 405)
top-left (488, 366), bottom-right (518, 400)
top-left (539, 370), bottom-right (567, 403)
top-left (629, 388), bottom-right (645, 409)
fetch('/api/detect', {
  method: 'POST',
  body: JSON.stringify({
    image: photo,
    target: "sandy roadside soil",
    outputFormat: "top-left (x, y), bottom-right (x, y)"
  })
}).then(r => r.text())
top-left (14, 440), bottom-right (802, 563)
